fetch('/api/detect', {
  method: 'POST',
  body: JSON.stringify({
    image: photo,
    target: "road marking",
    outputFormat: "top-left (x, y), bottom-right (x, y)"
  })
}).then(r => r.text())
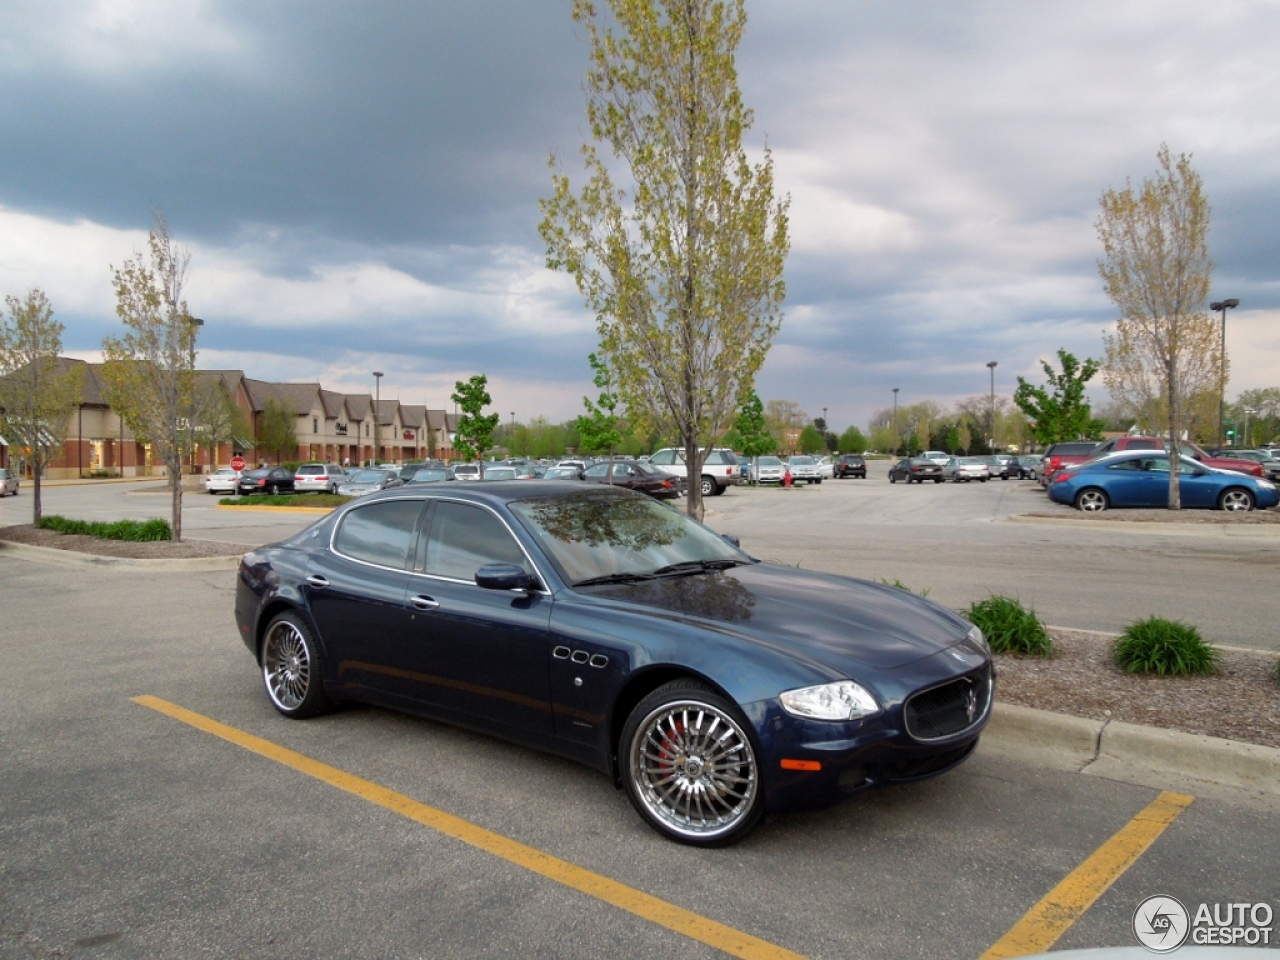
top-left (979, 790), bottom-right (1194, 960)
top-left (132, 695), bottom-right (807, 960)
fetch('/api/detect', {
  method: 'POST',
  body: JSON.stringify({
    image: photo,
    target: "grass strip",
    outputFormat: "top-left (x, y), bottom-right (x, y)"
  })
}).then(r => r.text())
top-left (218, 494), bottom-right (351, 507)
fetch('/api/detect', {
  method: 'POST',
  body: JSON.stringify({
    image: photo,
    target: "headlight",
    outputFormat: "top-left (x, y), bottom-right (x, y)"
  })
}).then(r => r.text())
top-left (779, 681), bottom-right (879, 721)
top-left (1257, 479), bottom-right (1275, 490)
top-left (967, 624), bottom-right (990, 655)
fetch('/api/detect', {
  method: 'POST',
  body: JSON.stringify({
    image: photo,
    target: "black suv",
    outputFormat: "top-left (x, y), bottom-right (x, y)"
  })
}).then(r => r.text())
top-left (834, 454), bottom-right (866, 479)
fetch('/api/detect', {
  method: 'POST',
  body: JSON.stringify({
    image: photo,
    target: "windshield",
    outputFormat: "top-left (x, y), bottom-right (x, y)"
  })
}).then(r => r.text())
top-left (410, 469), bottom-right (449, 483)
top-left (510, 489), bottom-right (749, 586)
top-left (484, 468), bottom-right (517, 480)
top-left (348, 470), bottom-right (385, 484)
top-left (758, 457), bottom-right (782, 467)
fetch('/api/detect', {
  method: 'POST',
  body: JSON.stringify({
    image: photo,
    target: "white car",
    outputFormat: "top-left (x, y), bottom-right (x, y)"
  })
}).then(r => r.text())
top-left (942, 457), bottom-right (991, 482)
top-left (452, 463), bottom-right (481, 481)
top-left (817, 456), bottom-right (835, 480)
top-left (0, 467), bottom-right (19, 496)
top-left (785, 456), bottom-right (823, 484)
top-left (920, 450), bottom-right (952, 467)
top-left (748, 456), bottom-right (786, 483)
top-left (203, 467), bottom-right (240, 495)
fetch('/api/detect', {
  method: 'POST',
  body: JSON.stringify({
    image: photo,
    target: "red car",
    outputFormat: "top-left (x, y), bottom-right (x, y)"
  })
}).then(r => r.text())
top-left (1091, 437), bottom-right (1263, 477)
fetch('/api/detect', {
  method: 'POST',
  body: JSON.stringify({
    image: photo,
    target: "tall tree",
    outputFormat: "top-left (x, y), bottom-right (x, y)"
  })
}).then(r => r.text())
top-left (837, 425), bottom-right (866, 454)
top-left (254, 398), bottom-right (297, 465)
top-left (763, 399), bottom-right (808, 435)
top-left (193, 380), bottom-right (251, 469)
top-left (100, 215), bottom-right (198, 540)
top-left (451, 374), bottom-right (500, 476)
top-left (575, 353), bottom-right (624, 479)
top-left (540, 0), bottom-right (789, 520)
top-left (1013, 349), bottom-right (1105, 446)
top-left (0, 289), bottom-right (82, 522)
top-left (797, 424), bottom-right (825, 454)
top-left (733, 391), bottom-right (775, 481)
top-left (1098, 145), bottom-right (1218, 509)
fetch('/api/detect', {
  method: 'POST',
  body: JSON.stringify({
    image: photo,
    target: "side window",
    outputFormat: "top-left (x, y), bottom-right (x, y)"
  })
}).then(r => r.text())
top-left (649, 450), bottom-right (675, 466)
top-left (335, 500), bottom-right (423, 569)
top-left (584, 464), bottom-right (609, 478)
top-left (615, 463), bottom-right (636, 476)
top-left (425, 501), bottom-right (528, 582)
top-left (1108, 460), bottom-right (1142, 471)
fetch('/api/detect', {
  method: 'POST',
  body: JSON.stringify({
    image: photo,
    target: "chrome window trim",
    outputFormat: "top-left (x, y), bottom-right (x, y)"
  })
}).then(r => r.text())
top-left (328, 498), bottom-right (427, 573)
top-left (412, 496), bottom-right (553, 596)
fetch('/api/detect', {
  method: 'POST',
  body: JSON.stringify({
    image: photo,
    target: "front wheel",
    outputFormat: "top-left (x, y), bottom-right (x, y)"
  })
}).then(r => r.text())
top-left (1075, 488), bottom-right (1109, 512)
top-left (268, 483), bottom-right (279, 495)
top-left (1219, 488), bottom-right (1255, 512)
top-left (620, 680), bottom-right (763, 847)
top-left (700, 477), bottom-right (715, 498)
top-left (260, 612), bottom-right (333, 719)
top-left (889, 475), bottom-right (896, 484)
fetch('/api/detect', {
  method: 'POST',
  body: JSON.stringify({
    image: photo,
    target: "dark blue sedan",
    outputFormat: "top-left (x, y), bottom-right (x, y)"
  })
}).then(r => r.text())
top-left (235, 483), bottom-right (992, 845)
top-left (1048, 451), bottom-right (1279, 512)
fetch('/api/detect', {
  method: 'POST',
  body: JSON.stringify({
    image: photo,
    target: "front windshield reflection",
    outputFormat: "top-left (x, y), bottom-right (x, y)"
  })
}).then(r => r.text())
top-left (510, 490), bottom-right (746, 585)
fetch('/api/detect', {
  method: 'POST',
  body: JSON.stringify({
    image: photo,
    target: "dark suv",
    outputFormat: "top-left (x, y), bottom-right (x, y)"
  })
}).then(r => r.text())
top-left (834, 454), bottom-right (866, 479)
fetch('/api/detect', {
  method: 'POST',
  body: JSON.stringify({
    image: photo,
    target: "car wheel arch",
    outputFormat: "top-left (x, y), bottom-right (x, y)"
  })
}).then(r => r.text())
top-left (607, 665), bottom-right (736, 784)
top-left (255, 598), bottom-right (323, 663)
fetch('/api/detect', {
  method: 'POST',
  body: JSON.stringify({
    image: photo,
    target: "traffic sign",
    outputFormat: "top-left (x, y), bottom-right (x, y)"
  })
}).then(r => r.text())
top-left (230, 455), bottom-right (246, 471)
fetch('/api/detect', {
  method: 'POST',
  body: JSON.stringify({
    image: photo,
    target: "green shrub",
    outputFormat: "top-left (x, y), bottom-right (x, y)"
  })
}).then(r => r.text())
top-left (965, 595), bottom-right (1052, 656)
top-left (37, 515), bottom-right (172, 542)
top-left (1112, 617), bottom-right (1220, 676)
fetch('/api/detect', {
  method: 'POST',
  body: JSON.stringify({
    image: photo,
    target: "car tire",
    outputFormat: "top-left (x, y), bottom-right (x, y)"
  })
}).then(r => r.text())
top-left (980, 478), bottom-right (988, 483)
top-left (934, 478), bottom-right (943, 483)
top-left (889, 475), bottom-right (896, 483)
top-left (1075, 488), bottom-right (1109, 512)
top-left (619, 679), bottom-right (764, 847)
top-left (700, 477), bottom-right (715, 498)
top-left (268, 483), bottom-right (279, 495)
top-left (711, 483), bottom-right (726, 496)
top-left (1219, 488), bottom-right (1255, 512)
top-left (260, 611), bottom-right (333, 719)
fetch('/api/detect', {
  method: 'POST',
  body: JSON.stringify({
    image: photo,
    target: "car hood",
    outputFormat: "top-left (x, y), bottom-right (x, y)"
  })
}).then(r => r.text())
top-left (581, 563), bottom-right (970, 671)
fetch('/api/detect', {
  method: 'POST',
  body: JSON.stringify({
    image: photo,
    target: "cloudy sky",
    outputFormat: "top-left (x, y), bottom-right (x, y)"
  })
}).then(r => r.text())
top-left (1, 0), bottom-right (1277, 430)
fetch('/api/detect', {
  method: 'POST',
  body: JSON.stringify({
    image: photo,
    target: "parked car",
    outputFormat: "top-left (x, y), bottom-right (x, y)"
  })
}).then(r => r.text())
top-left (889, 458), bottom-right (944, 483)
top-left (1222, 450), bottom-right (1280, 480)
top-left (336, 469), bottom-right (404, 498)
top-left (399, 460), bottom-right (446, 482)
top-left (1088, 437), bottom-right (1264, 479)
top-left (482, 467), bottom-right (518, 481)
top-left (834, 454), bottom-right (866, 479)
top-left (1009, 455), bottom-right (1042, 480)
top-left (238, 467), bottom-right (296, 495)
top-left (405, 468), bottom-right (455, 484)
top-left (981, 455), bottom-right (1012, 480)
top-left (1047, 452), bottom-right (1278, 512)
top-left (582, 459), bottom-right (683, 499)
top-left (748, 456), bottom-right (786, 484)
top-left (647, 447), bottom-right (742, 497)
top-left (294, 463), bottom-right (348, 494)
top-left (816, 456), bottom-right (835, 480)
top-left (543, 465), bottom-right (584, 481)
top-left (920, 450), bottom-right (951, 467)
top-left (1040, 441), bottom-right (1102, 487)
top-left (0, 468), bottom-right (19, 497)
top-left (203, 467), bottom-right (240, 496)
top-left (236, 483), bottom-right (993, 846)
top-left (785, 456), bottom-right (823, 485)
top-left (942, 457), bottom-right (991, 482)
top-left (452, 463), bottom-right (481, 481)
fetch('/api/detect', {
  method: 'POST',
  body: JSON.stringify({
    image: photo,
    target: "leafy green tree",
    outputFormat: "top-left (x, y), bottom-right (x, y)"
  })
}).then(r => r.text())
top-left (837, 425), bottom-right (866, 453)
top-left (956, 420), bottom-right (972, 455)
top-left (540, 0), bottom-right (789, 521)
top-left (255, 398), bottom-right (297, 464)
top-left (0, 289), bottom-right (83, 521)
top-left (452, 374), bottom-right (501, 475)
top-left (732, 391), bottom-right (775, 482)
top-left (575, 354), bottom-right (624, 477)
top-left (100, 214), bottom-right (198, 539)
top-left (797, 424), bottom-right (825, 454)
top-left (1098, 145), bottom-right (1218, 509)
top-left (1013, 349), bottom-right (1105, 446)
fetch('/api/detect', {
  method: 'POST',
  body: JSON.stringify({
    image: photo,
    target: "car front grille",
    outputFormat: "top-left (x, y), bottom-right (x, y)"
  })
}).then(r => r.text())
top-left (904, 664), bottom-right (992, 742)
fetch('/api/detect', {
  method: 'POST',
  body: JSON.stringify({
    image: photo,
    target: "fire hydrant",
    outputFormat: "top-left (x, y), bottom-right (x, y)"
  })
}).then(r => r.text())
top-left (783, 469), bottom-right (793, 488)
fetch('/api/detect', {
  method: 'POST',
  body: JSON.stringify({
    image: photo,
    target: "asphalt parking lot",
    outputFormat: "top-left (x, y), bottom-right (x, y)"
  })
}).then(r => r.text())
top-left (2, 472), bottom-right (1278, 958)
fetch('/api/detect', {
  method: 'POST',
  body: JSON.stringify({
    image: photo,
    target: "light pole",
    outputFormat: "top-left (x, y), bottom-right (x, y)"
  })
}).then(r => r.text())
top-left (372, 371), bottom-right (383, 465)
top-left (1210, 299), bottom-right (1239, 447)
top-left (188, 317), bottom-right (204, 472)
top-left (891, 388), bottom-right (899, 454)
top-left (987, 361), bottom-right (998, 452)
top-left (510, 411), bottom-right (516, 456)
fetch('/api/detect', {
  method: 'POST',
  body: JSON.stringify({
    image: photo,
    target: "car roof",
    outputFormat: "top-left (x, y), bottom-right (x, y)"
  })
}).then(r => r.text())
top-left (354, 478), bottom-right (621, 507)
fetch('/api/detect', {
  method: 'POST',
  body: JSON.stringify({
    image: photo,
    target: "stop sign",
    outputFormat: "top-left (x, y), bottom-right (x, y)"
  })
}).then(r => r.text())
top-left (230, 455), bottom-right (246, 471)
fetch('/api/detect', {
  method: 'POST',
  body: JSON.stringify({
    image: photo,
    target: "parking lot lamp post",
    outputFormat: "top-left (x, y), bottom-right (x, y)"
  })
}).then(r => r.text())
top-left (987, 361), bottom-right (998, 452)
top-left (373, 371), bottom-right (383, 465)
top-left (189, 317), bottom-right (204, 472)
top-left (891, 388), bottom-right (899, 455)
top-left (1210, 299), bottom-right (1239, 447)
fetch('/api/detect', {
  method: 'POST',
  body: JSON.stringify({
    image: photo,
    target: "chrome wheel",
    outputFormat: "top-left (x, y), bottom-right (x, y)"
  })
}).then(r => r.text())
top-left (1220, 488), bottom-right (1254, 512)
top-left (700, 477), bottom-right (715, 498)
top-left (263, 619), bottom-right (311, 711)
top-left (628, 698), bottom-right (758, 842)
top-left (1076, 488), bottom-right (1108, 512)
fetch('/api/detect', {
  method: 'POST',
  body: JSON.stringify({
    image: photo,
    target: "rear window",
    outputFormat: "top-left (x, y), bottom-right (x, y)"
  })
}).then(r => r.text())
top-left (705, 450), bottom-right (737, 465)
top-left (1047, 442), bottom-right (1100, 457)
top-left (297, 465), bottom-right (323, 474)
top-left (1124, 440), bottom-right (1161, 450)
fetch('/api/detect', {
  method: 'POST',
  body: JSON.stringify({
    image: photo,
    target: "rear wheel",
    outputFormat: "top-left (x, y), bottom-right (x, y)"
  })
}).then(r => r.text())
top-left (889, 475), bottom-right (896, 484)
top-left (620, 679), bottom-right (763, 846)
top-left (700, 477), bottom-right (715, 498)
top-left (1075, 488), bottom-right (1109, 512)
top-left (260, 612), bottom-right (333, 719)
top-left (1219, 488), bottom-right (1255, 512)
top-left (268, 483), bottom-right (279, 495)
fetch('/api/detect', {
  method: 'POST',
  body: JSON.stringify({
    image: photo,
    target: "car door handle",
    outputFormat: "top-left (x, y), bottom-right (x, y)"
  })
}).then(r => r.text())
top-left (410, 595), bottom-right (440, 611)
top-left (306, 575), bottom-right (329, 588)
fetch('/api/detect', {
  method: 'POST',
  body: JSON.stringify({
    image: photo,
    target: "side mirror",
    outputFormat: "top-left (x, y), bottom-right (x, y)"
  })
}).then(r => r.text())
top-left (475, 564), bottom-right (537, 592)
top-left (721, 534), bottom-right (741, 548)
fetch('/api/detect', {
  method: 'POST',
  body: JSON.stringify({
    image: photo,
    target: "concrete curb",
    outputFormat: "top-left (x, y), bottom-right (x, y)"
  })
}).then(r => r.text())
top-left (981, 702), bottom-right (1280, 799)
top-left (1045, 624), bottom-right (1280, 659)
top-left (1007, 513), bottom-right (1280, 537)
top-left (0, 538), bottom-right (242, 571)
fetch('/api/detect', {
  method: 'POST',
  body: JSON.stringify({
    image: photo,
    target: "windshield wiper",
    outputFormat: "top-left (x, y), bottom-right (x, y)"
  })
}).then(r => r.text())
top-left (650, 558), bottom-right (749, 577)
top-left (573, 572), bottom-right (659, 587)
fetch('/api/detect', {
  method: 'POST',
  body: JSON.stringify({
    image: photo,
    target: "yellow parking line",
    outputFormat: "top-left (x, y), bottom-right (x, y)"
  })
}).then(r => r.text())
top-left (132, 695), bottom-right (807, 960)
top-left (979, 790), bottom-right (1194, 960)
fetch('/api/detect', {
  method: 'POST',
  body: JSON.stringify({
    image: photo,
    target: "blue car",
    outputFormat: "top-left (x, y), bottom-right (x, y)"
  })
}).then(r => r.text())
top-left (235, 483), bottom-right (992, 846)
top-left (1048, 451), bottom-right (1279, 512)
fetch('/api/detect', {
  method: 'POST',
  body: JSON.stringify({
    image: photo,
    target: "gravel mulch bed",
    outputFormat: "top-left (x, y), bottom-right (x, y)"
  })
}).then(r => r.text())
top-left (1024, 507), bottom-right (1280, 524)
top-left (0, 524), bottom-right (254, 559)
top-left (995, 629), bottom-right (1280, 749)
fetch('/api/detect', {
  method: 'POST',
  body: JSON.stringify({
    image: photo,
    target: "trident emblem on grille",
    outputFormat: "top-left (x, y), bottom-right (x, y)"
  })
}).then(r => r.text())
top-left (964, 683), bottom-right (977, 722)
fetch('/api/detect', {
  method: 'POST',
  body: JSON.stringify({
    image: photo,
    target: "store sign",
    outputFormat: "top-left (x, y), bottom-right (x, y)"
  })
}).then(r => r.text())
top-left (403, 430), bottom-right (415, 440)
top-left (335, 423), bottom-right (348, 436)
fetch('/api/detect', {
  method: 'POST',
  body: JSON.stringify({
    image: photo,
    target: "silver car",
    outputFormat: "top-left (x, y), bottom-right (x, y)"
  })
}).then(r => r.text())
top-left (294, 463), bottom-right (347, 494)
top-left (452, 463), bottom-right (481, 481)
top-left (748, 456), bottom-right (786, 483)
top-left (785, 455), bottom-right (823, 484)
top-left (0, 468), bottom-right (19, 497)
top-left (336, 469), bottom-right (403, 498)
top-left (942, 457), bottom-right (991, 482)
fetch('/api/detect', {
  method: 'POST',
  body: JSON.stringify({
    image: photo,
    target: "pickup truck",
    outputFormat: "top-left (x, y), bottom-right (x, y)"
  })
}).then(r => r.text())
top-left (1090, 437), bottom-right (1264, 477)
top-left (1039, 441), bottom-right (1101, 487)
top-left (646, 447), bottom-right (743, 497)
